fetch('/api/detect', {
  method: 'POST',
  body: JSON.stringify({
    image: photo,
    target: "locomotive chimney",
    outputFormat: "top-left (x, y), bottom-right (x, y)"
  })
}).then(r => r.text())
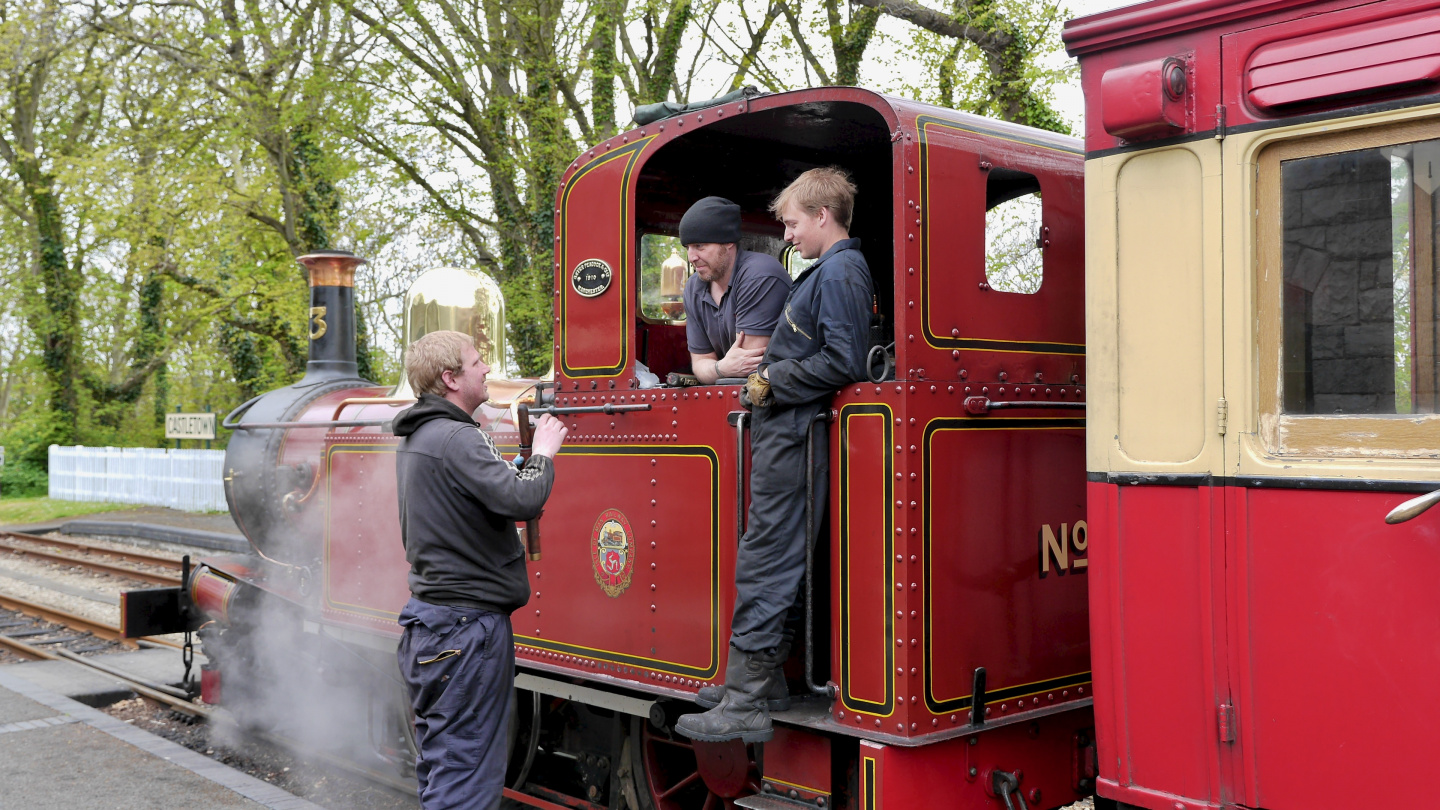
top-left (297, 250), bottom-right (366, 381)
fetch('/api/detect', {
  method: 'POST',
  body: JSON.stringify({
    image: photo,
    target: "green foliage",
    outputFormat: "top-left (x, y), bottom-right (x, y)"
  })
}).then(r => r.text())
top-left (0, 0), bottom-right (1080, 459)
top-left (0, 462), bottom-right (49, 499)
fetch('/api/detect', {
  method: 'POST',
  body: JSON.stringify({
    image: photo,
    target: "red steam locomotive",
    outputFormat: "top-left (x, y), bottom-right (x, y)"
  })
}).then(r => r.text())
top-left (120, 1), bottom-right (1440, 808)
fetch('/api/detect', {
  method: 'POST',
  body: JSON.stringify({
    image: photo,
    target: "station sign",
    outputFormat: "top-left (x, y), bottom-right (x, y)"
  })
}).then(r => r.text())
top-left (165, 413), bottom-right (217, 441)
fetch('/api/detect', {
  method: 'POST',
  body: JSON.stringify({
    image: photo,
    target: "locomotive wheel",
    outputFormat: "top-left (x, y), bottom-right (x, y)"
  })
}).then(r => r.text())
top-left (630, 717), bottom-right (761, 810)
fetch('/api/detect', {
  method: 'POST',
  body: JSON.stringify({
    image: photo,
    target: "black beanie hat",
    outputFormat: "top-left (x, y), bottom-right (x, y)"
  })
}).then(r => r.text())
top-left (679, 196), bottom-right (742, 245)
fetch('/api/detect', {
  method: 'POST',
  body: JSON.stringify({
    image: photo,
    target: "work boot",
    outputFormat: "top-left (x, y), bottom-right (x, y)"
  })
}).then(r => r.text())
top-left (675, 647), bottom-right (779, 743)
top-left (694, 639), bottom-right (791, 711)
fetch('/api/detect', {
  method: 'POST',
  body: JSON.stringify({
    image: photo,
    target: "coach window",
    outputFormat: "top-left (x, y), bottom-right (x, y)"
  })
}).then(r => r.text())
top-left (1259, 121), bottom-right (1440, 455)
top-left (985, 169), bottom-right (1044, 294)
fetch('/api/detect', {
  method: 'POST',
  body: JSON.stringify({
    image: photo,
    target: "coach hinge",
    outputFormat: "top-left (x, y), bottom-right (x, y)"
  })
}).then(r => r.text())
top-left (1217, 397), bottom-right (1228, 435)
top-left (1218, 703), bottom-right (1236, 743)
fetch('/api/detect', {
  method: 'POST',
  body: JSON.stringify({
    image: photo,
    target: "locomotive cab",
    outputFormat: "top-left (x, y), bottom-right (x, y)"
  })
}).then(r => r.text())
top-left (627, 99), bottom-right (898, 383)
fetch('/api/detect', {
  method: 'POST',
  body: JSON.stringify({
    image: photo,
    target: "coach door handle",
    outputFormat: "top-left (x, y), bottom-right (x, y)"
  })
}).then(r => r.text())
top-left (1384, 488), bottom-right (1440, 524)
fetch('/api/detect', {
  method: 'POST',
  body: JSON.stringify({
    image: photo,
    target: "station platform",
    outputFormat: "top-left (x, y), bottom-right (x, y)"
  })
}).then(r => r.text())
top-left (0, 668), bottom-right (320, 810)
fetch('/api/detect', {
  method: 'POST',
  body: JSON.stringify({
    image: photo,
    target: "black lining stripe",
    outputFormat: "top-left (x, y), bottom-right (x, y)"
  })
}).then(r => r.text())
top-left (513, 444), bottom-right (721, 679)
top-left (559, 138), bottom-right (651, 379)
top-left (1085, 92), bottom-right (1440, 160)
top-left (839, 404), bottom-right (895, 716)
top-left (916, 114), bottom-right (1086, 356)
top-left (863, 757), bottom-right (876, 810)
top-left (1092, 471), bottom-right (1440, 493)
top-left (923, 416), bottom-right (1086, 715)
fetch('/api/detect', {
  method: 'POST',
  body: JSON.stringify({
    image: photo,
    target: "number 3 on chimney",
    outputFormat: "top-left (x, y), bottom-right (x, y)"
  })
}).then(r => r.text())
top-left (309, 306), bottom-right (328, 340)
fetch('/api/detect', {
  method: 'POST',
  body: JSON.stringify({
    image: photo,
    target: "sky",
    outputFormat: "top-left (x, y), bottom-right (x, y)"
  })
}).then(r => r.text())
top-left (1053, 0), bottom-right (1148, 125)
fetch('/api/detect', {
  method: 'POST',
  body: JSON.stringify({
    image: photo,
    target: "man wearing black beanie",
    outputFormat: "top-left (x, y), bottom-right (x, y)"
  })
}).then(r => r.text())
top-left (680, 196), bottom-right (791, 384)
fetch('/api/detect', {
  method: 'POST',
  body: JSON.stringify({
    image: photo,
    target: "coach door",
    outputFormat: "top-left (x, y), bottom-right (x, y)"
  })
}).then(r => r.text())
top-left (1221, 19), bottom-right (1440, 806)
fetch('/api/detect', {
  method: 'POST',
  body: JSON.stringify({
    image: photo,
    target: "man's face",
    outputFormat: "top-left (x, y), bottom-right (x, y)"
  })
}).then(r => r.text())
top-left (780, 202), bottom-right (827, 260)
top-left (446, 343), bottom-right (490, 410)
top-left (686, 242), bottom-right (737, 284)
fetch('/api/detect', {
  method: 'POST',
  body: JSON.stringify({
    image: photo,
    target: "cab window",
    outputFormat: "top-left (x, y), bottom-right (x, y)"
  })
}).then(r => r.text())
top-left (985, 170), bottom-right (1044, 295)
top-left (639, 233), bottom-right (689, 325)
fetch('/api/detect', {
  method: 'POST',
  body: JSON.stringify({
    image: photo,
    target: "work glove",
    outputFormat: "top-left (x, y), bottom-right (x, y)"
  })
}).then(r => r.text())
top-left (743, 372), bottom-right (772, 409)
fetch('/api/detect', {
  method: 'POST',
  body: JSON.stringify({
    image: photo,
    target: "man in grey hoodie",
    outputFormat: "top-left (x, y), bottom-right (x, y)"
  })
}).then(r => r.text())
top-left (393, 329), bottom-right (566, 810)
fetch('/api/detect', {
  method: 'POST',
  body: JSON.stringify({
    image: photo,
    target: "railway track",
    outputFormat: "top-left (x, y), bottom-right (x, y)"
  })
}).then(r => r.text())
top-left (0, 591), bottom-right (181, 650)
top-left (0, 530), bottom-right (182, 587)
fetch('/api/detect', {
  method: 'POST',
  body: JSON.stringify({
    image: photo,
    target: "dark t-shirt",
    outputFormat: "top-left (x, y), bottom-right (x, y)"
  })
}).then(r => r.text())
top-left (684, 249), bottom-right (791, 356)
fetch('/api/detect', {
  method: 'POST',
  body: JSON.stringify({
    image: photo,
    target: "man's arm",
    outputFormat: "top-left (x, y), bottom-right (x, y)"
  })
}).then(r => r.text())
top-left (446, 427), bottom-right (556, 521)
top-left (692, 331), bottom-right (769, 383)
top-left (765, 270), bottom-right (873, 406)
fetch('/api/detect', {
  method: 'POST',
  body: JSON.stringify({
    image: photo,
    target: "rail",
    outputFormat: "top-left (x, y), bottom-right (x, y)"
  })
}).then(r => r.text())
top-left (0, 537), bottom-right (182, 587)
top-left (0, 592), bottom-right (180, 650)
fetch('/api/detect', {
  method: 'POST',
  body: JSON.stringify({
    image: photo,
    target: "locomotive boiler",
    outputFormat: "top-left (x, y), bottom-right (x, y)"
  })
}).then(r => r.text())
top-left (127, 85), bottom-right (1096, 809)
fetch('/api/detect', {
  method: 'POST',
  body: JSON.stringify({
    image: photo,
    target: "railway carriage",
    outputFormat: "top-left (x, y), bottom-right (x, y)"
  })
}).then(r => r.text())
top-left (1066, 1), bottom-right (1440, 808)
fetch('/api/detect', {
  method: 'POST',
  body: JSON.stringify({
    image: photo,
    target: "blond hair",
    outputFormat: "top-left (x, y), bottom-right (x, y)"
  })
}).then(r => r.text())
top-left (406, 330), bottom-right (473, 397)
top-left (769, 166), bottom-right (857, 229)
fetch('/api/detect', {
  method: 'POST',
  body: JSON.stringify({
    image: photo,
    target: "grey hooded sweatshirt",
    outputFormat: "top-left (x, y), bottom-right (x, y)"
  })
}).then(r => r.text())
top-left (393, 394), bottom-right (554, 614)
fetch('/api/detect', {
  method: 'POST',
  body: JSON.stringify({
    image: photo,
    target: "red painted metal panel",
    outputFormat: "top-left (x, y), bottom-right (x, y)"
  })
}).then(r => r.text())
top-left (1238, 1), bottom-right (1440, 115)
top-left (518, 447), bottom-right (721, 680)
top-left (1107, 483), bottom-right (1223, 805)
top-left (1101, 57), bottom-right (1190, 139)
top-left (924, 418), bottom-right (1089, 723)
top-left (911, 114), bottom-right (1086, 367)
top-left (1247, 9), bottom-right (1440, 110)
top-left (1085, 481), bottom-right (1122, 798)
top-left (323, 443), bottom-right (410, 632)
top-left (865, 710), bottom-right (1099, 809)
top-left (558, 138), bottom-right (653, 379)
top-left (1236, 487), bottom-right (1440, 809)
top-left (764, 726), bottom-right (831, 804)
top-left (1070, 0), bottom-right (1440, 152)
top-left (839, 405), bottom-right (894, 715)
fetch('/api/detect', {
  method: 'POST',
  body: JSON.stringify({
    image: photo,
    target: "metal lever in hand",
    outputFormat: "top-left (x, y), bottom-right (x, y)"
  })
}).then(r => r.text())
top-left (511, 400), bottom-right (652, 560)
top-left (514, 403), bottom-right (543, 561)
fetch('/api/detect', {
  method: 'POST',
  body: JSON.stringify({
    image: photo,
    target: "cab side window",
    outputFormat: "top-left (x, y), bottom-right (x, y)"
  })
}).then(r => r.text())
top-left (986, 169), bottom-right (1044, 295)
top-left (639, 233), bottom-right (689, 325)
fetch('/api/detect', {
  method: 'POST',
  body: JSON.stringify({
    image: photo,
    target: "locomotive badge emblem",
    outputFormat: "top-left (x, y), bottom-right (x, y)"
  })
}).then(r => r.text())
top-left (571, 258), bottom-right (613, 298)
top-left (591, 508), bottom-right (634, 598)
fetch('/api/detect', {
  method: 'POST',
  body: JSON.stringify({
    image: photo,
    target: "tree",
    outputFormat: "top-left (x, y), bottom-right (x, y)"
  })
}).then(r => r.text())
top-left (853, 0), bottom-right (1070, 131)
top-left (97, 0), bottom-right (380, 382)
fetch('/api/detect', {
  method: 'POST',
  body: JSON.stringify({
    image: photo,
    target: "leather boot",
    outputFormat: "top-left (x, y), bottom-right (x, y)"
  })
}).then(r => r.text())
top-left (694, 639), bottom-right (790, 711)
top-left (675, 648), bottom-right (778, 743)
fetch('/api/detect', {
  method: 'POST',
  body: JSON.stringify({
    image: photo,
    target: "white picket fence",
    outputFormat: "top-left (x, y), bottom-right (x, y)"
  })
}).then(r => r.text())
top-left (48, 446), bottom-right (228, 512)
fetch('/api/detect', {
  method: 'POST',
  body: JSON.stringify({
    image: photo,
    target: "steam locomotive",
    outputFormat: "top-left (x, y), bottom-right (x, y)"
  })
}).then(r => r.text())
top-left (120, 1), bottom-right (1440, 808)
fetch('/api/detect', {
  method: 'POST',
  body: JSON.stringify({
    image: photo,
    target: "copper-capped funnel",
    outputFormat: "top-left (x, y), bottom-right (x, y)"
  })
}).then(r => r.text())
top-left (298, 250), bottom-right (366, 288)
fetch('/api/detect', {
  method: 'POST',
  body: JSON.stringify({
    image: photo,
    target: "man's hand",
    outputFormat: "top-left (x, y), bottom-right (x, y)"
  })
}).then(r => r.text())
top-left (531, 414), bottom-right (568, 459)
top-left (715, 331), bottom-right (766, 378)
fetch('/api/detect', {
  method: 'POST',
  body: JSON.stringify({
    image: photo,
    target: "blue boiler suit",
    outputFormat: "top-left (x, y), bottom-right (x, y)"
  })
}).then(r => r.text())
top-left (393, 394), bottom-right (555, 809)
top-left (730, 238), bottom-right (874, 653)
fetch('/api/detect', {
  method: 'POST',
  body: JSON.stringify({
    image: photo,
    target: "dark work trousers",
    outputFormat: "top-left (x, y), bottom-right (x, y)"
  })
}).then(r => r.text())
top-left (397, 597), bottom-right (514, 810)
top-left (729, 401), bottom-right (829, 653)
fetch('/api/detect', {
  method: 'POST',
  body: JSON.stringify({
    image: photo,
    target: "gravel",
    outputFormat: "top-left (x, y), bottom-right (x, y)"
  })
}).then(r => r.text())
top-left (103, 696), bottom-right (420, 810)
